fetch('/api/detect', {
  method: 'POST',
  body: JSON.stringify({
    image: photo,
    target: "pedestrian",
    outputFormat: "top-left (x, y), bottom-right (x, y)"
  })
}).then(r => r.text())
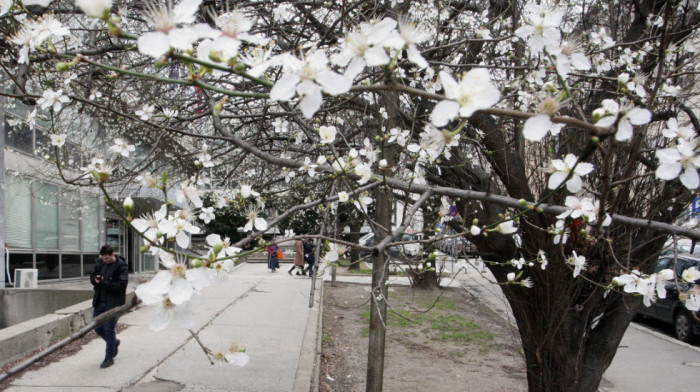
top-left (289, 238), bottom-right (306, 276)
top-left (267, 243), bottom-right (281, 272)
top-left (90, 244), bottom-right (128, 369)
top-left (303, 239), bottom-right (315, 277)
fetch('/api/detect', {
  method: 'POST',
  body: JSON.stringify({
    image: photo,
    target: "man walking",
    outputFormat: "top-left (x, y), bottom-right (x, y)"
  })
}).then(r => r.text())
top-left (90, 245), bottom-right (128, 368)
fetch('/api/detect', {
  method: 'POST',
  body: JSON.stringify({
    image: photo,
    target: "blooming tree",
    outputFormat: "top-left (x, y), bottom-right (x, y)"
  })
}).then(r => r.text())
top-left (3, 0), bottom-right (700, 390)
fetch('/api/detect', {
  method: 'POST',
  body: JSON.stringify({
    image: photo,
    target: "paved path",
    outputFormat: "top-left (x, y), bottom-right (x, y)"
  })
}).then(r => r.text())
top-left (4, 263), bottom-right (321, 392)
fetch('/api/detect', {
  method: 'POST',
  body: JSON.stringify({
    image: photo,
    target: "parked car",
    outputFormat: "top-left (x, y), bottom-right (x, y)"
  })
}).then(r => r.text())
top-left (636, 255), bottom-right (700, 343)
top-left (358, 233), bottom-right (402, 260)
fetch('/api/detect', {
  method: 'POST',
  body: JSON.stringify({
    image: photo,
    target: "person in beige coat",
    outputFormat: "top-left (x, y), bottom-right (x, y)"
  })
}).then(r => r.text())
top-left (288, 239), bottom-right (306, 275)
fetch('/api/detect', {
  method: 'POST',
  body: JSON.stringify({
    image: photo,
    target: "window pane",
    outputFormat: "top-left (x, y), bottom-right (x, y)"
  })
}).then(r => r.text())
top-left (82, 196), bottom-right (100, 252)
top-left (5, 174), bottom-right (32, 248)
top-left (36, 253), bottom-right (59, 280)
top-left (4, 115), bottom-right (33, 154)
top-left (60, 191), bottom-right (81, 251)
top-left (106, 219), bottom-right (124, 255)
top-left (83, 253), bottom-right (99, 276)
top-left (35, 182), bottom-right (58, 249)
top-left (5, 253), bottom-right (33, 285)
top-left (61, 254), bottom-right (82, 279)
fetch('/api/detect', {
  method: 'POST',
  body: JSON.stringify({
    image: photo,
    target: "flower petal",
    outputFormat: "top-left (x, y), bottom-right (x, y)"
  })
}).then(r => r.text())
top-left (137, 31), bottom-right (171, 58)
top-left (680, 167), bottom-right (699, 189)
top-left (655, 162), bottom-right (682, 180)
top-left (615, 120), bottom-right (633, 141)
top-left (430, 100), bottom-right (460, 127)
top-left (565, 175), bottom-right (583, 193)
top-left (316, 71), bottom-right (351, 95)
top-left (297, 81), bottom-right (323, 118)
top-left (270, 73), bottom-right (300, 101)
top-left (627, 108), bottom-right (651, 125)
top-left (522, 114), bottom-right (552, 141)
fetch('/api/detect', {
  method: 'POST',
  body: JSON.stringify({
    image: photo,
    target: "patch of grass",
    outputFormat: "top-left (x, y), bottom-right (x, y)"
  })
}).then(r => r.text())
top-left (348, 268), bottom-right (373, 274)
top-left (416, 296), bottom-right (457, 311)
top-left (322, 334), bottom-right (332, 346)
top-left (358, 294), bottom-right (494, 350)
top-left (337, 258), bottom-right (351, 267)
top-left (430, 314), bottom-right (495, 343)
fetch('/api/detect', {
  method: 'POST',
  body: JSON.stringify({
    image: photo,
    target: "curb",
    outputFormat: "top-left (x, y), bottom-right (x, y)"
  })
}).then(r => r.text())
top-left (292, 269), bottom-right (324, 392)
top-left (311, 273), bottom-right (324, 392)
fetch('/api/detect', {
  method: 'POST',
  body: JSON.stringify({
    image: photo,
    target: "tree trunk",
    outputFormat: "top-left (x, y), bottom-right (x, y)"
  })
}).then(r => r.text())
top-left (366, 185), bottom-right (392, 392)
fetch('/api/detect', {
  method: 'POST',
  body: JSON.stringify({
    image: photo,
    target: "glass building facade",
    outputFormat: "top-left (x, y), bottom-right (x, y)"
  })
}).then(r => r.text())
top-left (3, 172), bottom-right (103, 282)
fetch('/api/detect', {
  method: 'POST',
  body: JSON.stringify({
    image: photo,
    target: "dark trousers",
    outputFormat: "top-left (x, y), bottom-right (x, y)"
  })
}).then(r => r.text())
top-left (93, 302), bottom-right (117, 360)
top-left (289, 264), bottom-right (304, 274)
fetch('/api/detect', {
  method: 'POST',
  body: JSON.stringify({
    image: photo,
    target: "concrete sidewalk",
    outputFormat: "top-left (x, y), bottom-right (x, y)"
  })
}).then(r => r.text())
top-left (3, 263), bottom-right (322, 392)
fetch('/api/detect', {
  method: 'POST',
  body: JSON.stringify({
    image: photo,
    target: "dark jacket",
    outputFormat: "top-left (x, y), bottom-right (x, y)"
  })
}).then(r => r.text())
top-left (90, 255), bottom-right (129, 309)
top-left (303, 241), bottom-right (315, 264)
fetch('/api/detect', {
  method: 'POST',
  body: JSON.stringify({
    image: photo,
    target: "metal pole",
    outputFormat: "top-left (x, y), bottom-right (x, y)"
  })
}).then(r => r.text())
top-left (309, 201), bottom-right (331, 307)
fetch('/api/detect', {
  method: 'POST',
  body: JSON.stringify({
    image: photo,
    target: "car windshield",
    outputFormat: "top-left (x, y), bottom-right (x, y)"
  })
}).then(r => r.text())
top-left (658, 257), bottom-right (700, 277)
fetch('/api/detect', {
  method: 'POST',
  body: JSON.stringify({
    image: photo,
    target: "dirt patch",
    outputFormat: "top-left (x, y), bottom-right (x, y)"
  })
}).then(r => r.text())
top-left (320, 282), bottom-right (526, 392)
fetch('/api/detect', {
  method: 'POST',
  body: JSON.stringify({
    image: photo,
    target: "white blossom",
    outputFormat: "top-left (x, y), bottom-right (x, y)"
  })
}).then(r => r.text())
top-left (319, 125), bottom-right (337, 144)
top-left (76, 0), bottom-right (112, 18)
top-left (243, 207), bottom-right (267, 232)
top-left (110, 138), bottom-right (136, 158)
top-left (383, 17), bottom-right (431, 69)
top-left (655, 139), bottom-right (700, 189)
top-left (38, 89), bottom-right (70, 112)
top-left (682, 267), bottom-right (700, 283)
top-left (662, 118), bottom-right (695, 140)
top-left (567, 251), bottom-right (587, 278)
top-left (497, 220), bottom-right (518, 234)
top-left (332, 18), bottom-right (396, 80)
top-left (547, 154), bottom-right (594, 193)
top-left (431, 69), bottom-right (501, 127)
top-left (50, 134), bottom-right (67, 147)
top-left (137, 0), bottom-right (218, 58)
top-left (199, 207), bottom-right (215, 223)
top-left (270, 51), bottom-right (352, 118)
top-left (594, 99), bottom-right (651, 142)
top-left (514, 3), bottom-right (563, 53)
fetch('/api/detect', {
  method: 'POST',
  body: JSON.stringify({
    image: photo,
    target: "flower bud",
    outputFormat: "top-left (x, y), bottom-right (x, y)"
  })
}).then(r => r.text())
top-left (123, 196), bottom-right (134, 215)
top-left (209, 50), bottom-right (224, 63)
top-left (139, 245), bottom-right (150, 253)
top-left (213, 243), bottom-right (224, 256)
top-left (518, 199), bottom-right (528, 207)
top-left (233, 62), bottom-right (246, 73)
